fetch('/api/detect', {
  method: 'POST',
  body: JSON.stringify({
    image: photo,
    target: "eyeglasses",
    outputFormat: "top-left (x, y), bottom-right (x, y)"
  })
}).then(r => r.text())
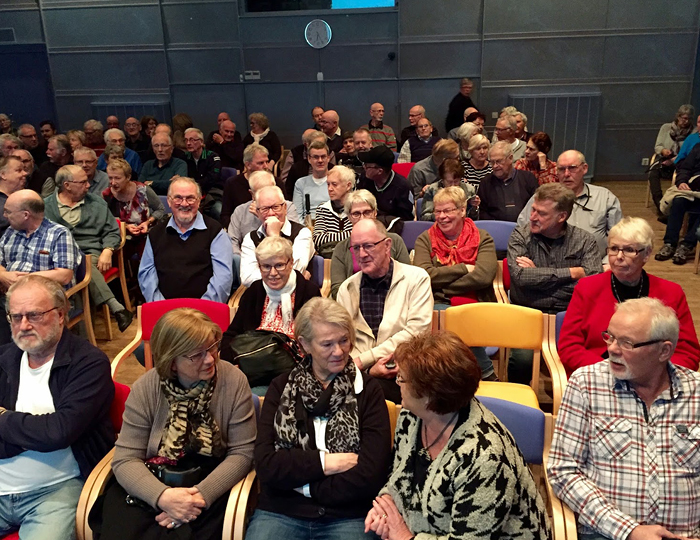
top-left (350, 210), bottom-right (375, 219)
top-left (183, 340), bottom-right (221, 363)
top-left (259, 260), bottom-right (291, 273)
top-left (349, 238), bottom-right (387, 253)
top-left (601, 331), bottom-right (663, 351)
top-left (7, 307), bottom-right (58, 325)
top-left (434, 207), bottom-right (460, 216)
top-left (556, 164), bottom-right (582, 174)
top-left (416, 124), bottom-right (431, 129)
top-left (363, 164), bottom-right (381, 170)
top-left (494, 127), bottom-right (511, 132)
top-left (491, 157), bottom-right (511, 166)
top-left (66, 180), bottom-right (89, 185)
top-left (124, 122), bottom-right (139, 128)
top-left (396, 372), bottom-right (406, 384)
top-left (184, 138), bottom-right (202, 144)
top-left (169, 195), bottom-right (198, 205)
top-left (74, 159), bottom-right (96, 166)
top-left (153, 144), bottom-right (173, 150)
top-left (257, 203), bottom-right (283, 214)
top-left (607, 246), bottom-right (646, 257)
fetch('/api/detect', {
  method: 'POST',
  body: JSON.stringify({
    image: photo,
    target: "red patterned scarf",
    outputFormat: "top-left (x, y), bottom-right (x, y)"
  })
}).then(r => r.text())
top-left (429, 218), bottom-right (480, 266)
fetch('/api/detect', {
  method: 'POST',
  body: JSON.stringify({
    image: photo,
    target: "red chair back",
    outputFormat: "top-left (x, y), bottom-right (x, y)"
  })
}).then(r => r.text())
top-left (140, 299), bottom-right (232, 341)
top-left (502, 257), bottom-right (511, 291)
top-left (110, 381), bottom-right (131, 433)
top-left (391, 162), bottom-right (415, 177)
top-left (1, 532), bottom-right (19, 540)
top-left (450, 294), bottom-right (479, 306)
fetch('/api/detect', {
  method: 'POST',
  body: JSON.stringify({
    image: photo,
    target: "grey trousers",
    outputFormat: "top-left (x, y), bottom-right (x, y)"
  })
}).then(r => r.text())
top-left (88, 256), bottom-right (116, 307)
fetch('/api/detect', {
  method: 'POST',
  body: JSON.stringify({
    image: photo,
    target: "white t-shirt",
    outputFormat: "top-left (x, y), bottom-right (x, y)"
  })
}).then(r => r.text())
top-left (0, 352), bottom-right (81, 495)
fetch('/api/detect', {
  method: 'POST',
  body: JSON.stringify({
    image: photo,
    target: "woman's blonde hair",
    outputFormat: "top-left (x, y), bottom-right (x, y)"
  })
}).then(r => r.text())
top-left (434, 186), bottom-right (467, 209)
top-left (294, 297), bottom-right (355, 351)
top-left (608, 216), bottom-right (654, 255)
top-left (468, 134), bottom-right (490, 153)
top-left (152, 308), bottom-right (223, 380)
top-left (106, 158), bottom-right (132, 179)
top-left (255, 236), bottom-right (293, 263)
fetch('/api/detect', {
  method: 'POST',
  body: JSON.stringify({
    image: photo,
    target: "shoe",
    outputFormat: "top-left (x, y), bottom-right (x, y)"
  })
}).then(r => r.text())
top-left (655, 243), bottom-right (675, 261)
top-left (657, 215), bottom-right (668, 225)
top-left (114, 309), bottom-right (134, 332)
top-left (672, 244), bottom-right (693, 265)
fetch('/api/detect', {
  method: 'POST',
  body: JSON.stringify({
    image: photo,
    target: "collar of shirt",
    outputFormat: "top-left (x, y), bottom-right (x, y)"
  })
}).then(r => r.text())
top-left (156, 157), bottom-right (174, 170)
top-left (369, 119), bottom-right (384, 129)
top-left (256, 218), bottom-right (291, 237)
top-left (612, 362), bottom-right (681, 401)
top-left (374, 170), bottom-right (395, 193)
top-left (56, 197), bottom-right (85, 211)
top-left (166, 211), bottom-right (206, 239)
top-left (360, 259), bottom-right (394, 291)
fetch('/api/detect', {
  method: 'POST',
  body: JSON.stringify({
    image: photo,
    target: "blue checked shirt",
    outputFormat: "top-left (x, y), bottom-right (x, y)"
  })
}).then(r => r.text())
top-left (0, 218), bottom-right (82, 288)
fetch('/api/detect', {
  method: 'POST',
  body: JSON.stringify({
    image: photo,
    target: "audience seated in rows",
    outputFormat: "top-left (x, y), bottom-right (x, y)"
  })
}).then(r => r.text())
top-left (494, 114), bottom-right (526, 161)
top-left (205, 111), bottom-right (242, 148)
top-left (559, 216), bottom-right (700, 375)
top-left (367, 331), bottom-right (550, 540)
top-left (220, 143), bottom-right (272, 229)
top-left (92, 308), bottom-right (255, 540)
top-left (139, 133), bottom-right (187, 196)
top-left (330, 190), bottom-right (410, 299)
top-left (139, 177), bottom-right (233, 304)
top-left (292, 140), bottom-right (331, 222)
top-left (312, 165), bottom-right (354, 258)
top-left (239, 185), bottom-right (313, 287)
top-left (407, 139), bottom-right (459, 198)
top-left (0, 276), bottom-right (114, 540)
top-left (420, 158), bottom-right (477, 221)
top-left (336, 219), bottom-right (433, 403)
top-left (549, 297), bottom-right (700, 540)
top-left (49, 147), bottom-right (109, 200)
top-left (247, 297), bottom-right (391, 540)
top-left (45, 164), bottom-right (133, 331)
top-left (397, 117), bottom-right (439, 164)
top-left (282, 128), bottom-right (336, 191)
top-left (361, 102), bottom-right (397, 151)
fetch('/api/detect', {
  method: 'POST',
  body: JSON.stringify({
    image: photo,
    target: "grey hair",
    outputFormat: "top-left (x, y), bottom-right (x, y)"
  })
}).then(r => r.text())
top-left (49, 135), bottom-right (71, 155)
top-left (0, 156), bottom-right (22, 176)
top-left (83, 119), bottom-right (103, 132)
top-left (344, 189), bottom-right (377, 215)
top-left (608, 216), bottom-right (654, 255)
top-left (500, 106), bottom-right (518, 116)
top-left (327, 165), bottom-right (355, 189)
top-left (184, 127), bottom-right (204, 141)
top-left (516, 111), bottom-right (528, 126)
top-left (73, 146), bottom-right (97, 160)
top-left (0, 134), bottom-right (22, 149)
top-left (456, 122), bottom-right (479, 143)
top-left (502, 115), bottom-right (518, 131)
top-left (151, 133), bottom-right (173, 147)
top-left (614, 297), bottom-right (679, 349)
top-left (460, 78), bottom-right (473, 86)
top-left (248, 170), bottom-right (276, 193)
top-left (6, 274), bottom-right (69, 316)
top-left (489, 140), bottom-right (513, 159)
top-left (558, 149), bottom-right (587, 166)
top-left (255, 236), bottom-right (293, 263)
top-left (103, 128), bottom-right (125, 143)
top-left (302, 129), bottom-right (326, 146)
top-left (677, 104), bottom-right (695, 118)
top-left (254, 185), bottom-right (284, 205)
top-left (294, 297), bottom-right (355, 350)
top-left (168, 176), bottom-right (202, 198)
top-left (243, 142), bottom-right (268, 163)
top-left (55, 165), bottom-right (83, 193)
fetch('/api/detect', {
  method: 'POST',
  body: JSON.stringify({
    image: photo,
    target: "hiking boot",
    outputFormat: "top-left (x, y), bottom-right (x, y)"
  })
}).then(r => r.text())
top-left (672, 243), bottom-right (694, 265)
top-left (655, 243), bottom-right (675, 261)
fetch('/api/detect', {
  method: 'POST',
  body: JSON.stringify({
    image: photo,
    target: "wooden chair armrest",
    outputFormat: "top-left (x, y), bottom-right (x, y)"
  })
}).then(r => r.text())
top-left (231, 469), bottom-right (259, 540)
top-left (228, 285), bottom-right (247, 312)
top-left (222, 471), bottom-right (251, 540)
top-left (76, 448), bottom-right (115, 540)
top-left (494, 261), bottom-right (509, 304)
top-left (321, 258), bottom-right (332, 298)
top-left (111, 330), bottom-right (143, 379)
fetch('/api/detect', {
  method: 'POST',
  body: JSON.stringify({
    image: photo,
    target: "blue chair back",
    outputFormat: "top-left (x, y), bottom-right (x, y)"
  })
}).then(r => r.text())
top-left (252, 394), bottom-right (261, 421)
top-left (392, 151), bottom-right (399, 163)
top-left (68, 255), bottom-right (88, 319)
top-left (478, 396), bottom-right (545, 464)
top-left (311, 255), bottom-right (324, 289)
top-left (415, 197), bottom-right (423, 219)
top-left (159, 195), bottom-right (171, 214)
top-left (400, 221), bottom-right (432, 251)
top-left (555, 311), bottom-right (566, 345)
top-left (476, 220), bottom-right (516, 252)
top-left (222, 167), bottom-right (238, 181)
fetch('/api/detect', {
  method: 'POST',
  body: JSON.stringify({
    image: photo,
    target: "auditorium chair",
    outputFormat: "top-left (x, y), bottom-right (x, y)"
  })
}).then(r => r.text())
top-left (100, 220), bottom-right (132, 341)
top-left (66, 254), bottom-right (96, 346)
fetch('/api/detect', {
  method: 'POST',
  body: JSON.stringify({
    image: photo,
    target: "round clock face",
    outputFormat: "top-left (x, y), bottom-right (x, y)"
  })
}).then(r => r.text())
top-left (305, 19), bottom-right (332, 49)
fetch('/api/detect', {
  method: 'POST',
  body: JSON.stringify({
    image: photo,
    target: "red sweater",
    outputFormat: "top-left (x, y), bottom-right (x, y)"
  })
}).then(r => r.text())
top-left (558, 271), bottom-right (700, 376)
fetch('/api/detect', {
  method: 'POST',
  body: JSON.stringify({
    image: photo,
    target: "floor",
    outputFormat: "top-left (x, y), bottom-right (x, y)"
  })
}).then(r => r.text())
top-left (100, 178), bottom-right (699, 388)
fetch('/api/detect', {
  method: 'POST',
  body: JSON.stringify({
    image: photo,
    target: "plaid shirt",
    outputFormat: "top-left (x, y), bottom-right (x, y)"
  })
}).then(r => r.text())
top-left (548, 361), bottom-right (700, 540)
top-left (359, 261), bottom-right (394, 339)
top-left (0, 218), bottom-right (82, 288)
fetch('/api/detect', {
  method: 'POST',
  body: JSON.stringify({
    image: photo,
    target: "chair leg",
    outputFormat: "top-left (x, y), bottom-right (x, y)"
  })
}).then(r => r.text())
top-left (645, 181), bottom-right (651, 208)
top-left (102, 304), bottom-right (114, 341)
top-left (695, 241), bottom-right (700, 274)
top-left (82, 290), bottom-right (97, 346)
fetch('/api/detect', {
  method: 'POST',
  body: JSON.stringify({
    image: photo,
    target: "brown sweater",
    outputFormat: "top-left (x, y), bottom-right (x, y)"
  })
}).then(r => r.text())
top-left (112, 361), bottom-right (256, 509)
top-left (413, 228), bottom-right (498, 304)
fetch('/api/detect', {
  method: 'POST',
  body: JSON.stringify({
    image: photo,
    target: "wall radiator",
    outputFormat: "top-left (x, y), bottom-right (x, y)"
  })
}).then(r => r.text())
top-left (91, 102), bottom-right (172, 127)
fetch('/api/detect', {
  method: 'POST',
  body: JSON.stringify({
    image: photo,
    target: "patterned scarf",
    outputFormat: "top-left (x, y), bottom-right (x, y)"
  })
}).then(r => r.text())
top-left (273, 357), bottom-right (360, 453)
top-left (262, 268), bottom-right (297, 329)
top-left (669, 120), bottom-right (693, 155)
top-left (429, 218), bottom-right (480, 266)
top-left (157, 372), bottom-right (224, 461)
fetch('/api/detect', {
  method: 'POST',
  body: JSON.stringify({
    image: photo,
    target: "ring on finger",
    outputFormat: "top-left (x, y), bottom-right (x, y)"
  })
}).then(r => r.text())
top-left (382, 513), bottom-right (387, 518)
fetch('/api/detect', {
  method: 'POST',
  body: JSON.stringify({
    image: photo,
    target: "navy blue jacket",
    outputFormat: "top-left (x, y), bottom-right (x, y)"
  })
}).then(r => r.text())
top-left (0, 329), bottom-right (114, 478)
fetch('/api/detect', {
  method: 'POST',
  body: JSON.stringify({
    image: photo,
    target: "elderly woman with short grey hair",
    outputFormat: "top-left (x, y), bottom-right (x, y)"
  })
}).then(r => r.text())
top-left (242, 112), bottom-right (282, 165)
top-left (312, 165), bottom-right (355, 258)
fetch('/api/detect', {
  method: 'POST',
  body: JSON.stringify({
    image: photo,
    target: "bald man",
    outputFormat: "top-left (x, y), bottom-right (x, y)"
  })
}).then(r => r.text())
top-left (206, 112), bottom-right (242, 147)
top-left (361, 102), bottom-right (397, 151)
top-left (124, 116), bottom-right (151, 163)
top-left (208, 119), bottom-right (244, 170)
top-left (400, 105), bottom-right (439, 147)
top-left (319, 110), bottom-right (343, 156)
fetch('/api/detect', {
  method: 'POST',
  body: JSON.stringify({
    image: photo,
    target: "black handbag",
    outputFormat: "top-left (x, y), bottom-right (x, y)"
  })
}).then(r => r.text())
top-left (227, 330), bottom-right (302, 387)
top-left (146, 462), bottom-right (203, 488)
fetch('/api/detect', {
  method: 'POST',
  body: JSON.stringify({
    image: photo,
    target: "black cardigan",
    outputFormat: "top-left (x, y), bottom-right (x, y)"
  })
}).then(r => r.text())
top-left (220, 271), bottom-right (321, 361)
top-left (254, 368), bottom-right (392, 520)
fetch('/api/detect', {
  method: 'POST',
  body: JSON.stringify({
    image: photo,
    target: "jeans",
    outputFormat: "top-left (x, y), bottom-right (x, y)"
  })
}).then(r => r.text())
top-left (246, 509), bottom-right (375, 540)
top-left (508, 347), bottom-right (534, 385)
top-left (663, 197), bottom-right (700, 247)
top-left (648, 161), bottom-right (674, 210)
top-left (0, 477), bottom-right (83, 540)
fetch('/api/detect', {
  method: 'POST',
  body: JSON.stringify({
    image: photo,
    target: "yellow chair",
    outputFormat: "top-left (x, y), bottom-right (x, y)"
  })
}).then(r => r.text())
top-left (228, 285), bottom-right (248, 316)
top-left (66, 254), bottom-right (96, 346)
top-left (443, 303), bottom-right (566, 414)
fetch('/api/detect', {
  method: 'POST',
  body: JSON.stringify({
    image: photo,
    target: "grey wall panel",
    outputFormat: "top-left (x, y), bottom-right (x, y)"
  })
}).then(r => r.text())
top-left (481, 37), bottom-right (605, 81)
top-left (483, 0), bottom-right (607, 34)
top-left (168, 49), bottom-right (242, 84)
top-left (243, 83), bottom-right (320, 147)
top-left (42, 6), bottom-right (163, 48)
top-left (49, 51), bottom-right (169, 90)
top-left (54, 95), bottom-right (98, 130)
top-left (320, 44), bottom-right (397, 80)
top-left (602, 34), bottom-right (696, 78)
top-left (172, 84), bottom-right (246, 134)
top-left (1, 10), bottom-right (43, 43)
top-left (398, 78), bottom-right (469, 132)
top-left (243, 47), bottom-right (319, 82)
top-left (162, 3), bottom-right (239, 45)
top-left (399, 41), bottom-right (480, 79)
top-left (400, 0), bottom-right (480, 37)
top-left (599, 82), bottom-right (691, 126)
top-left (607, 0), bottom-right (700, 29)
top-left (324, 81), bottom-right (399, 133)
top-left (595, 128), bottom-right (658, 176)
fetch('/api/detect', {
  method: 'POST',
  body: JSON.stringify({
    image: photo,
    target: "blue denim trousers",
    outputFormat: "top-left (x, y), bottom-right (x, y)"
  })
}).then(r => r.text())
top-left (246, 509), bottom-right (376, 540)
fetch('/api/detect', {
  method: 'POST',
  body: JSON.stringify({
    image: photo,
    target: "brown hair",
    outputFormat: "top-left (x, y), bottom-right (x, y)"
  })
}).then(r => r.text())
top-left (394, 331), bottom-right (481, 414)
top-left (529, 132), bottom-right (552, 155)
top-left (534, 183), bottom-right (575, 217)
top-left (438, 158), bottom-right (464, 180)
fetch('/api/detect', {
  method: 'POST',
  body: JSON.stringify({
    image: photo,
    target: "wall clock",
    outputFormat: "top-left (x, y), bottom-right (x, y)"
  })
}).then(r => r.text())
top-left (305, 19), bottom-right (332, 49)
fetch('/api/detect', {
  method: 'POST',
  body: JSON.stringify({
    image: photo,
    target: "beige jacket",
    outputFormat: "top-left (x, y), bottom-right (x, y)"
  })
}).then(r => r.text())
top-left (336, 260), bottom-right (433, 369)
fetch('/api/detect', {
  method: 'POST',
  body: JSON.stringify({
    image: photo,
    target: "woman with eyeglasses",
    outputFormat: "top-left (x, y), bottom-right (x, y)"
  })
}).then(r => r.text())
top-left (221, 236), bottom-right (321, 391)
top-left (246, 297), bottom-right (391, 540)
top-left (365, 331), bottom-right (550, 540)
top-left (329, 189), bottom-right (410, 299)
top-left (514, 131), bottom-right (558, 185)
top-left (92, 308), bottom-right (256, 540)
top-left (312, 165), bottom-right (354, 258)
top-left (558, 216), bottom-right (700, 376)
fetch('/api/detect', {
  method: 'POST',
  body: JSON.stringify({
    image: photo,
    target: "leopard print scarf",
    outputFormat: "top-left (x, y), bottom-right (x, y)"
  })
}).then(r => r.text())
top-left (273, 357), bottom-right (360, 454)
top-left (158, 372), bottom-right (224, 461)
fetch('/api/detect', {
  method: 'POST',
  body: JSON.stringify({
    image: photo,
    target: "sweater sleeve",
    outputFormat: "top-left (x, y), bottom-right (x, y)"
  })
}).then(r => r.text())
top-left (330, 240), bottom-right (351, 300)
top-left (146, 186), bottom-right (166, 222)
top-left (668, 286), bottom-right (700, 371)
top-left (312, 206), bottom-right (350, 250)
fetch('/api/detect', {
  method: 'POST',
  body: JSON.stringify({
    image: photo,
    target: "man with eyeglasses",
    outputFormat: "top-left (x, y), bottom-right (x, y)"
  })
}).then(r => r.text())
top-left (400, 105), bottom-right (439, 148)
top-left (239, 185), bottom-right (312, 287)
top-left (138, 133), bottom-right (187, 196)
top-left (292, 140), bottom-right (331, 222)
top-left (516, 150), bottom-right (622, 266)
top-left (17, 124), bottom-right (47, 166)
top-left (0, 275), bottom-right (114, 540)
top-left (183, 127), bottom-right (222, 220)
top-left (67, 147), bottom-right (109, 197)
top-left (36, 135), bottom-right (72, 199)
top-left (549, 297), bottom-right (700, 540)
top-left (493, 115), bottom-right (526, 161)
top-left (397, 117), bottom-right (440, 163)
top-left (0, 157), bottom-right (29, 237)
top-left (82, 119), bottom-right (105, 156)
top-left (336, 218), bottom-right (432, 403)
top-left (10, 150), bottom-right (40, 195)
top-left (96, 128), bottom-right (142, 175)
top-left (44, 165), bottom-right (133, 332)
top-left (123, 116), bottom-right (151, 163)
top-left (361, 102), bottom-right (397, 151)
top-left (207, 119), bottom-right (244, 171)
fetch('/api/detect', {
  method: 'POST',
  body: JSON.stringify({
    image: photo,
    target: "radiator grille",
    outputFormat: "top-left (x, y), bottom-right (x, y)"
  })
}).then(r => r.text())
top-left (91, 102), bottom-right (172, 126)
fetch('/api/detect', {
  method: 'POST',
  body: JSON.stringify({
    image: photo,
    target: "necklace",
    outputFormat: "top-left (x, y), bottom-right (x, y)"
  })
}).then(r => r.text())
top-left (611, 272), bottom-right (644, 303)
top-left (418, 412), bottom-right (459, 462)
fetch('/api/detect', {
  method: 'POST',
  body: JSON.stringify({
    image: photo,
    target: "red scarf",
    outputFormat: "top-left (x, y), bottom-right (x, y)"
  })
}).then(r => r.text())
top-left (429, 218), bottom-right (480, 266)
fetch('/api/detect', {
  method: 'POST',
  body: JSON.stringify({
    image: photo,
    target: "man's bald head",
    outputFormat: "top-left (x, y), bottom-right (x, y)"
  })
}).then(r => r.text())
top-left (320, 111), bottom-right (339, 137)
top-left (155, 123), bottom-right (172, 136)
top-left (8, 189), bottom-right (43, 214)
